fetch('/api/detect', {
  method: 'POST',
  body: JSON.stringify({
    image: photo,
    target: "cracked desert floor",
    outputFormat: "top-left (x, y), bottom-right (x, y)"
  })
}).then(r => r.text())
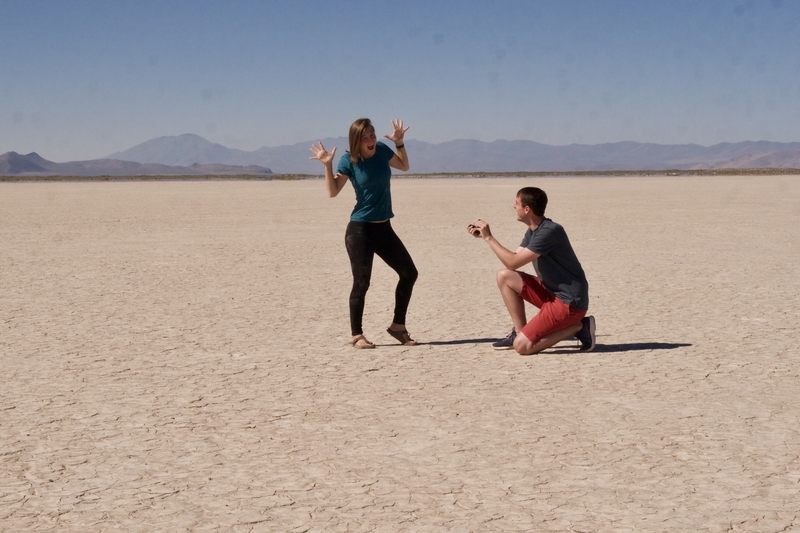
top-left (2, 176), bottom-right (799, 532)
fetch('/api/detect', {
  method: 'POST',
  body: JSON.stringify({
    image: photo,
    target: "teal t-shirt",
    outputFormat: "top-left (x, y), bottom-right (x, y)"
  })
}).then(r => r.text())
top-left (336, 142), bottom-right (395, 222)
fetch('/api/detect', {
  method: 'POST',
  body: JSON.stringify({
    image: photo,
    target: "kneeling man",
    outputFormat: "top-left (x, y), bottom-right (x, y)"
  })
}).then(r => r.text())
top-left (468, 187), bottom-right (595, 354)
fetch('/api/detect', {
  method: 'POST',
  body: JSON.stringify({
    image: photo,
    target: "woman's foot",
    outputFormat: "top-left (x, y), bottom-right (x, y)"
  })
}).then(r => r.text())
top-left (350, 334), bottom-right (376, 349)
top-left (386, 324), bottom-right (417, 346)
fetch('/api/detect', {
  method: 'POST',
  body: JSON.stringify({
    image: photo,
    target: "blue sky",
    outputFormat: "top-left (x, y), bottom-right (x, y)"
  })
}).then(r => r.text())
top-left (2, 0), bottom-right (799, 161)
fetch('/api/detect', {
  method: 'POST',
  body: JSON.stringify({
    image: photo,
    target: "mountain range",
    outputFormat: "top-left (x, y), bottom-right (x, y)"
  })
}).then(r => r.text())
top-left (0, 149), bottom-right (271, 177)
top-left (3, 133), bottom-right (800, 176)
top-left (107, 134), bottom-right (800, 174)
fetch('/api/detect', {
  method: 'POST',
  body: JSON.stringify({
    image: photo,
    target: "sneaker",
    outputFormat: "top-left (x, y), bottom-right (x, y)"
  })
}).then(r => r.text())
top-left (492, 329), bottom-right (517, 350)
top-left (576, 316), bottom-right (596, 352)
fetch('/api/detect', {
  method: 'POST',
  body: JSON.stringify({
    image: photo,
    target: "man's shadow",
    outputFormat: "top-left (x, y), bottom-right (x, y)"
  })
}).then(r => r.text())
top-left (424, 338), bottom-right (691, 353)
top-left (592, 342), bottom-right (691, 353)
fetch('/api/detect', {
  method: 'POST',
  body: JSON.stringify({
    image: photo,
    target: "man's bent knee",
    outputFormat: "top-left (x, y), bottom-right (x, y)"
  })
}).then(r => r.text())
top-left (513, 331), bottom-right (537, 355)
top-left (496, 268), bottom-right (521, 288)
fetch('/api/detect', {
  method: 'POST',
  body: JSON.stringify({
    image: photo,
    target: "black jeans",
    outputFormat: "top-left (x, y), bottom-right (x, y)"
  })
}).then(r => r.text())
top-left (344, 220), bottom-right (418, 336)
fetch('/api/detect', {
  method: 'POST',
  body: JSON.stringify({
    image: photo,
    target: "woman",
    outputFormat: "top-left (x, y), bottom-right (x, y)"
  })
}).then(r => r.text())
top-left (309, 118), bottom-right (418, 349)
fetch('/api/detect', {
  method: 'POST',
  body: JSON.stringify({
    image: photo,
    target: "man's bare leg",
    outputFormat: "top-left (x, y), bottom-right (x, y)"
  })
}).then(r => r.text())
top-left (496, 268), bottom-right (583, 355)
top-left (513, 321), bottom-right (583, 355)
top-left (496, 269), bottom-right (527, 333)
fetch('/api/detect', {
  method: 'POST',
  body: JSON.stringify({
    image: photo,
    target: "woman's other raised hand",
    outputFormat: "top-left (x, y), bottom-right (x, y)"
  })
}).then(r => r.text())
top-left (309, 142), bottom-right (337, 165)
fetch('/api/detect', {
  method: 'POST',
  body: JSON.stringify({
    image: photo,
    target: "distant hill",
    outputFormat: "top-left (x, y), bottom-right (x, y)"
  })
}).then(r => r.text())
top-left (104, 135), bottom-right (800, 174)
top-left (105, 134), bottom-right (255, 167)
top-left (107, 134), bottom-right (348, 174)
top-left (0, 151), bottom-right (272, 177)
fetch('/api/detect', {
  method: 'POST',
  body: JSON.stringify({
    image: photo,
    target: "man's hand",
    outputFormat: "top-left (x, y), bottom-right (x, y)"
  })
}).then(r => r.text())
top-left (475, 219), bottom-right (492, 239)
top-left (468, 219), bottom-right (492, 239)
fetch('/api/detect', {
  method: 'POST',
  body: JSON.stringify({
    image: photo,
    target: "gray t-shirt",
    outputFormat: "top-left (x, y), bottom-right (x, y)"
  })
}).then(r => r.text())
top-left (520, 218), bottom-right (589, 310)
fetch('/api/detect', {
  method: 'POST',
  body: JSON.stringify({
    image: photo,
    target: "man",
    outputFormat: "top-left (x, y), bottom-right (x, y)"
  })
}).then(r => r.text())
top-left (468, 186), bottom-right (595, 355)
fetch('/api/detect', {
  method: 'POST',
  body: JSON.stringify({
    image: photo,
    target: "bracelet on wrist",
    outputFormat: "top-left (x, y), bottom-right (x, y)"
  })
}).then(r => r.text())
top-left (395, 143), bottom-right (405, 150)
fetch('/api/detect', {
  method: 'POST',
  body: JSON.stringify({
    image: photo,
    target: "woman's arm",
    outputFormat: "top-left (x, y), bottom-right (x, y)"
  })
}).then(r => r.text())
top-left (385, 119), bottom-right (410, 172)
top-left (309, 142), bottom-right (348, 197)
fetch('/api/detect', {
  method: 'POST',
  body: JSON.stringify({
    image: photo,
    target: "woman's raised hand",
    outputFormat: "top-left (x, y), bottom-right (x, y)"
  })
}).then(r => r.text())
top-left (309, 142), bottom-right (336, 165)
top-left (383, 119), bottom-right (409, 145)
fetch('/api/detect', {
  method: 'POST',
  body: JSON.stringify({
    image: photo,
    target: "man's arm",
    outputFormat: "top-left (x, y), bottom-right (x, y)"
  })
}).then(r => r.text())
top-left (485, 239), bottom-right (539, 270)
top-left (471, 220), bottom-right (540, 270)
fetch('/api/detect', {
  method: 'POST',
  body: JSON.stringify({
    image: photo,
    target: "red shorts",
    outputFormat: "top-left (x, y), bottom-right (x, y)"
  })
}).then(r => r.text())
top-left (517, 271), bottom-right (586, 343)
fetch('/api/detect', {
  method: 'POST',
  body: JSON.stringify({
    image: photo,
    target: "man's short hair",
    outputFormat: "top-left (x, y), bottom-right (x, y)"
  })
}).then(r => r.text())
top-left (517, 187), bottom-right (548, 217)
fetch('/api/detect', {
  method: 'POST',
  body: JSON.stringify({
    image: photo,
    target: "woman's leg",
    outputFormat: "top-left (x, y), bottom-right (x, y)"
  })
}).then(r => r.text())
top-left (345, 222), bottom-right (375, 336)
top-left (374, 222), bottom-right (418, 326)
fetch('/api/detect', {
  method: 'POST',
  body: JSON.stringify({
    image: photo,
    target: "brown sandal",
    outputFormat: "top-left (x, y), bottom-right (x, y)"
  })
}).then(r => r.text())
top-left (350, 335), bottom-right (376, 349)
top-left (386, 328), bottom-right (417, 346)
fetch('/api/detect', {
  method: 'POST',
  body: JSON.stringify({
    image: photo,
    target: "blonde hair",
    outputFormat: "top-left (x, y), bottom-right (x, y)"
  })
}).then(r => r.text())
top-left (348, 118), bottom-right (373, 164)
